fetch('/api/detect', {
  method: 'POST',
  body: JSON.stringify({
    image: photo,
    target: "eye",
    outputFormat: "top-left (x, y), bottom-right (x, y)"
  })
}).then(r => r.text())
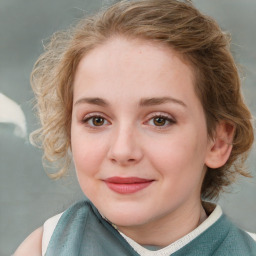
top-left (82, 114), bottom-right (109, 127)
top-left (147, 114), bottom-right (176, 128)
top-left (153, 117), bottom-right (168, 126)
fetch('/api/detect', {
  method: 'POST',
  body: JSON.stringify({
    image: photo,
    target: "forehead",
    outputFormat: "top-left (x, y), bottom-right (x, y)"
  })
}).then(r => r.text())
top-left (77, 37), bottom-right (192, 71)
top-left (73, 37), bottom-right (198, 106)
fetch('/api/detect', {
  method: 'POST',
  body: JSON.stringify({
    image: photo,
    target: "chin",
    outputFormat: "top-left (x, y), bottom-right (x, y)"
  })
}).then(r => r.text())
top-left (111, 217), bottom-right (147, 228)
top-left (103, 208), bottom-right (151, 227)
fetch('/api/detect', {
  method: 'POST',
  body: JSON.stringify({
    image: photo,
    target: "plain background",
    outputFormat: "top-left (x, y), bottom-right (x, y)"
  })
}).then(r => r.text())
top-left (1, 0), bottom-right (256, 255)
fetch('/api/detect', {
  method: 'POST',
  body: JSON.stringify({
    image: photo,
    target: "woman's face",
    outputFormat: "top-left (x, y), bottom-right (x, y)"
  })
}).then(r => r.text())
top-left (71, 37), bottom-right (213, 228)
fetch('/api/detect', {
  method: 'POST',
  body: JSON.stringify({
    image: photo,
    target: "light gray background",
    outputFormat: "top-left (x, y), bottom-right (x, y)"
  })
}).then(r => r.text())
top-left (1, 0), bottom-right (256, 255)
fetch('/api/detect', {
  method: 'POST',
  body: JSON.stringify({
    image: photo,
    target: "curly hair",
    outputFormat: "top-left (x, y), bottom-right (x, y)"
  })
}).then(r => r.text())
top-left (30, 0), bottom-right (254, 199)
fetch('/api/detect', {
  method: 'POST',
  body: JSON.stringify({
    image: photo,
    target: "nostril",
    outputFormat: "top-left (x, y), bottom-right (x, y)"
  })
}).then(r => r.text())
top-left (110, 158), bottom-right (136, 165)
top-left (110, 158), bottom-right (135, 164)
top-left (111, 158), bottom-right (117, 163)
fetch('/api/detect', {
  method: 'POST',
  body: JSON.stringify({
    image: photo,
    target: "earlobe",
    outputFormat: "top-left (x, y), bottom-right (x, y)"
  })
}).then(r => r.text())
top-left (205, 121), bottom-right (235, 169)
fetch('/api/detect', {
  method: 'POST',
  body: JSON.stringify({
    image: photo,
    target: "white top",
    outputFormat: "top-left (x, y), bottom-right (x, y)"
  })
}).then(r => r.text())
top-left (42, 205), bottom-right (256, 256)
top-left (42, 212), bottom-right (63, 256)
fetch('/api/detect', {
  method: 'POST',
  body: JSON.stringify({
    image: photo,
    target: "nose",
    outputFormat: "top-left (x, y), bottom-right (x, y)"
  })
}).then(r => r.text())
top-left (107, 125), bottom-right (143, 166)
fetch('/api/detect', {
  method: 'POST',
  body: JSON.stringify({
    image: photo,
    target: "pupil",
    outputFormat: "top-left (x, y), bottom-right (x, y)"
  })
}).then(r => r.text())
top-left (154, 117), bottom-right (165, 126)
top-left (93, 117), bottom-right (104, 126)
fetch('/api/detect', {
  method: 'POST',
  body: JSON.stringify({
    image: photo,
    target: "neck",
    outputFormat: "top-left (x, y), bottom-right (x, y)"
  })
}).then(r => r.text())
top-left (116, 201), bottom-right (207, 247)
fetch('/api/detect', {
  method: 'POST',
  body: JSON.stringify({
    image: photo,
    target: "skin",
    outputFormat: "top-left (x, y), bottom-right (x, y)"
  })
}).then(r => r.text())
top-left (71, 37), bottom-right (231, 246)
top-left (15, 36), bottom-right (233, 253)
top-left (14, 227), bottom-right (43, 255)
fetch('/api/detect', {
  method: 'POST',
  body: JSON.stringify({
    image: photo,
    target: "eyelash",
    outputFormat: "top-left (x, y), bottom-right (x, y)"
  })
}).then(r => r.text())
top-left (146, 113), bottom-right (176, 129)
top-left (82, 113), bottom-right (110, 127)
top-left (81, 113), bottom-right (176, 129)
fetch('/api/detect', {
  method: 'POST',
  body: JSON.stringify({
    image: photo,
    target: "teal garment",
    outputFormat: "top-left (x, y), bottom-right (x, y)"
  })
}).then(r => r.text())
top-left (45, 200), bottom-right (256, 256)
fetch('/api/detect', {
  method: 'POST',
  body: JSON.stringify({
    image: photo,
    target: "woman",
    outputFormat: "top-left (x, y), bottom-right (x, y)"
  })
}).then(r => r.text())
top-left (15, 0), bottom-right (256, 255)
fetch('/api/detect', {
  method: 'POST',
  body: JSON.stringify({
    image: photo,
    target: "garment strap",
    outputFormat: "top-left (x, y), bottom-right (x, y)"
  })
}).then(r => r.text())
top-left (42, 212), bottom-right (63, 256)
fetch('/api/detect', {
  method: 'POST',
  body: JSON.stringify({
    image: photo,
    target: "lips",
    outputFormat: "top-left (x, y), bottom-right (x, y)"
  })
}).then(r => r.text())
top-left (104, 176), bottom-right (154, 194)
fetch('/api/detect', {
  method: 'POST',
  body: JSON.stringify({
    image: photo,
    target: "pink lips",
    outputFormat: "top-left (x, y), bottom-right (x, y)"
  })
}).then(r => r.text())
top-left (104, 176), bottom-right (154, 194)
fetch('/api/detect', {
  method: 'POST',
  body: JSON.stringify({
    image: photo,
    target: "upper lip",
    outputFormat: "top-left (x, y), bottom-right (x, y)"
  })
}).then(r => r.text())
top-left (104, 176), bottom-right (154, 184)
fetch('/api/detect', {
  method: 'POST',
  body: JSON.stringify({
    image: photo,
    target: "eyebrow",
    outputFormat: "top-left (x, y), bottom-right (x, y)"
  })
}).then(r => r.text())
top-left (74, 96), bottom-right (187, 108)
top-left (74, 97), bottom-right (108, 107)
top-left (139, 97), bottom-right (187, 108)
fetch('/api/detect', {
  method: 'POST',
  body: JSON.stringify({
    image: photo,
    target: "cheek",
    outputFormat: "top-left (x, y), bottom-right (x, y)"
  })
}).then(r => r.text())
top-left (147, 136), bottom-right (194, 164)
top-left (149, 137), bottom-right (207, 201)
top-left (146, 129), bottom-right (207, 177)
top-left (71, 136), bottom-right (107, 197)
top-left (71, 132), bottom-right (107, 176)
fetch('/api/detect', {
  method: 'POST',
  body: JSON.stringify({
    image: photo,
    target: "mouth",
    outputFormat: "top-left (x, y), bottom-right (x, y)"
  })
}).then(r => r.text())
top-left (104, 176), bottom-right (154, 194)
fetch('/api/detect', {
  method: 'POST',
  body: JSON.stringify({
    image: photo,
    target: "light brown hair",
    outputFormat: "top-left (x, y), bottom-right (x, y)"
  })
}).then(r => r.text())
top-left (31, 0), bottom-right (254, 199)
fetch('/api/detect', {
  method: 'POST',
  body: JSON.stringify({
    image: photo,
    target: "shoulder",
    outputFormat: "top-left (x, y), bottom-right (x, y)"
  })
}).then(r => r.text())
top-left (14, 201), bottom-right (92, 256)
top-left (43, 200), bottom-right (92, 254)
top-left (214, 215), bottom-right (256, 255)
top-left (14, 227), bottom-right (43, 256)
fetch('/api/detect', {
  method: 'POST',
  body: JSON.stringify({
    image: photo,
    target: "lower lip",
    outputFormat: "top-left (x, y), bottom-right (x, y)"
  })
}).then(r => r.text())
top-left (105, 181), bottom-right (153, 194)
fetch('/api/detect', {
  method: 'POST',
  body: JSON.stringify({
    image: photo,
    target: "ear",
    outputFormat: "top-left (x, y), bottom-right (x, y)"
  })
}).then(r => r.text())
top-left (205, 121), bottom-right (235, 169)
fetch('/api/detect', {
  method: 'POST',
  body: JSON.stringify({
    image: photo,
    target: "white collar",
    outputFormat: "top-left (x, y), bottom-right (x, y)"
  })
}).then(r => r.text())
top-left (118, 205), bottom-right (222, 256)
